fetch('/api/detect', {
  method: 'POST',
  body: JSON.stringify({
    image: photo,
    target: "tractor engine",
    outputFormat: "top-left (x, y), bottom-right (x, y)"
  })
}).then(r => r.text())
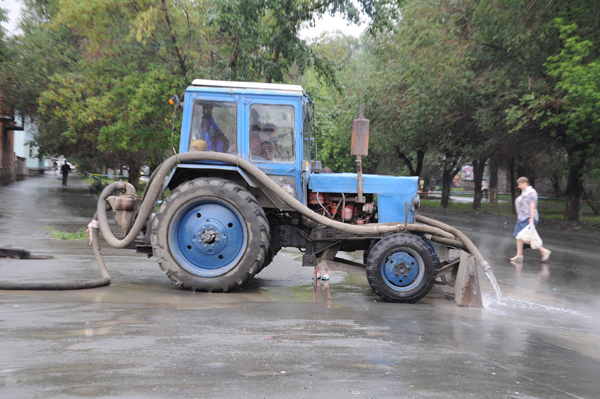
top-left (307, 192), bottom-right (376, 225)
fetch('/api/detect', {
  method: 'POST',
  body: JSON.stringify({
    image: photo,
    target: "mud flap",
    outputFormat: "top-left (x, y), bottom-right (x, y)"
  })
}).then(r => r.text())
top-left (453, 251), bottom-right (483, 307)
top-left (433, 250), bottom-right (483, 307)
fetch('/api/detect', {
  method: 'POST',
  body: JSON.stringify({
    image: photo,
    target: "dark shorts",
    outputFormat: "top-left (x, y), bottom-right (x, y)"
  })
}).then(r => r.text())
top-left (513, 219), bottom-right (538, 237)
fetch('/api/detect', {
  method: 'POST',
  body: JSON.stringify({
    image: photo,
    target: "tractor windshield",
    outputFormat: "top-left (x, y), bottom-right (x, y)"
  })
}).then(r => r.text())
top-left (189, 100), bottom-right (236, 153)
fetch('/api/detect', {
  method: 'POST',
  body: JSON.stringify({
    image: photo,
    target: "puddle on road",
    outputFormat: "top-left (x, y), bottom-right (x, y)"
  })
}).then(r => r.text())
top-left (497, 297), bottom-right (588, 316)
top-left (2, 283), bottom-right (274, 310)
top-left (27, 326), bottom-right (124, 339)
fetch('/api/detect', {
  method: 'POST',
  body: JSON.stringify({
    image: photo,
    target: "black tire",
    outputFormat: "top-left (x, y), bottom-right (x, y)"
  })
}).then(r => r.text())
top-left (362, 240), bottom-right (376, 264)
top-left (365, 233), bottom-right (438, 303)
top-left (151, 177), bottom-right (269, 292)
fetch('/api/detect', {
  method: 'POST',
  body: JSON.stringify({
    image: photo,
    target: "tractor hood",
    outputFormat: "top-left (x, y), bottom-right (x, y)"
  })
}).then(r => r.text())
top-left (309, 173), bottom-right (419, 223)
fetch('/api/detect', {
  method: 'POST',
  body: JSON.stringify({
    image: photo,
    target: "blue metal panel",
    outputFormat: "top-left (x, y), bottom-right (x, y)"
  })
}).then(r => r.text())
top-left (378, 194), bottom-right (416, 224)
top-left (309, 173), bottom-right (418, 223)
top-left (309, 173), bottom-right (418, 194)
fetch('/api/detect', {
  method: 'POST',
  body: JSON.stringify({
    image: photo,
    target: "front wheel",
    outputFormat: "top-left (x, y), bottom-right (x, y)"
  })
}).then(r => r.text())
top-left (151, 178), bottom-right (269, 292)
top-left (366, 233), bottom-right (438, 303)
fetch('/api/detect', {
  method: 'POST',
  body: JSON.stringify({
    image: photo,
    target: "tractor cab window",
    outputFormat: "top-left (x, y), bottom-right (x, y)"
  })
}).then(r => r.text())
top-left (247, 104), bottom-right (295, 163)
top-left (189, 101), bottom-right (236, 153)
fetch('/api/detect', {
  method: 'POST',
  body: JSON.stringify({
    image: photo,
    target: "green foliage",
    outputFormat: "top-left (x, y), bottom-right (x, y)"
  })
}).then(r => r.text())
top-left (3, 0), bottom-right (600, 221)
top-left (544, 21), bottom-right (600, 159)
top-left (1, 0), bottom-right (369, 188)
top-left (506, 15), bottom-right (600, 220)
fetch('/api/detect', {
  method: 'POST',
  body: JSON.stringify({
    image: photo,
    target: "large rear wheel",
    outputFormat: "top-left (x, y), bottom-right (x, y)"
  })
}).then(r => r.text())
top-left (151, 178), bottom-right (269, 292)
top-left (366, 233), bottom-right (438, 303)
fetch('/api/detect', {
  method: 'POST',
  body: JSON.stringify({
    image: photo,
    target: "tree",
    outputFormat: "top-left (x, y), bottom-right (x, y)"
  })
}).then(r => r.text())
top-left (508, 20), bottom-right (600, 220)
top-left (2, 0), bottom-right (373, 187)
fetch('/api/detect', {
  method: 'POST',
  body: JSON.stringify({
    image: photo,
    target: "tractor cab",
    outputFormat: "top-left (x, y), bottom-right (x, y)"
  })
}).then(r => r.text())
top-left (174, 79), bottom-right (312, 204)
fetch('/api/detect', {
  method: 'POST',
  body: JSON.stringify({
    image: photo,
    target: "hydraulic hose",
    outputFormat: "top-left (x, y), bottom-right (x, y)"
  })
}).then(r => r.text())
top-left (417, 215), bottom-right (502, 301)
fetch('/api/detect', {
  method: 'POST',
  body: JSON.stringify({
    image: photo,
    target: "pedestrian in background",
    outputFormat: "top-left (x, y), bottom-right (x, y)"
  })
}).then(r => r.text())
top-left (510, 176), bottom-right (551, 262)
top-left (481, 179), bottom-right (489, 199)
top-left (60, 162), bottom-right (71, 186)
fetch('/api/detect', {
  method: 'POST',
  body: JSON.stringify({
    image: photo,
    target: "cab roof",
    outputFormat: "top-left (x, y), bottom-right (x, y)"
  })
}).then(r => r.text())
top-left (191, 79), bottom-right (305, 95)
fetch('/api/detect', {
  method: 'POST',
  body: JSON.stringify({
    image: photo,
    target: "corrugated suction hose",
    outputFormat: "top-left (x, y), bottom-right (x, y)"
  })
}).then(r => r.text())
top-left (0, 152), bottom-right (494, 292)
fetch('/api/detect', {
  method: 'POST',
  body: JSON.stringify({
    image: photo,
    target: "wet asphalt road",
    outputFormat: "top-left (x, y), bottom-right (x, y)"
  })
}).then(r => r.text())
top-left (1, 173), bottom-right (600, 398)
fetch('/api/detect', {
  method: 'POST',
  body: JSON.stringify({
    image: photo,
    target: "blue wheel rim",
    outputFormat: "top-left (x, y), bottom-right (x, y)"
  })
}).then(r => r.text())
top-left (169, 198), bottom-right (247, 277)
top-left (381, 248), bottom-right (424, 292)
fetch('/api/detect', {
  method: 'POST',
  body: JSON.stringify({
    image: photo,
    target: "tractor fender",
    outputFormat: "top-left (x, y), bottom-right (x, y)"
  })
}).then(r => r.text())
top-left (166, 163), bottom-right (259, 189)
top-left (165, 163), bottom-right (293, 211)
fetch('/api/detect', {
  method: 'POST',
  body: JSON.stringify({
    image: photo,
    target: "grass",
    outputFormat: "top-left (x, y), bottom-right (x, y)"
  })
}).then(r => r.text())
top-left (79, 172), bottom-right (148, 197)
top-left (421, 199), bottom-right (516, 217)
top-left (45, 226), bottom-right (89, 240)
top-left (421, 197), bottom-right (600, 225)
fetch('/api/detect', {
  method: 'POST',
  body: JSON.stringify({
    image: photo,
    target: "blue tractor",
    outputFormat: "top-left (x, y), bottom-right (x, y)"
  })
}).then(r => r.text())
top-left (108, 79), bottom-right (493, 304)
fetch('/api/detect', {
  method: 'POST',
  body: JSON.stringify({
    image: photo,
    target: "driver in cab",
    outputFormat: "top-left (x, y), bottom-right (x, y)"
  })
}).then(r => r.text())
top-left (250, 123), bottom-right (278, 161)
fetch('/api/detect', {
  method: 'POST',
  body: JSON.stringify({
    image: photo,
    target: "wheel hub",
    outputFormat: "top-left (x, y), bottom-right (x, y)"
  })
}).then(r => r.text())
top-left (200, 228), bottom-right (217, 244)
top-left (382, 251), bottom-right (421, 288)
top-left (393, 260), bottom-right (410, 277)
top-left (192, 219), bottom-right (228, 255)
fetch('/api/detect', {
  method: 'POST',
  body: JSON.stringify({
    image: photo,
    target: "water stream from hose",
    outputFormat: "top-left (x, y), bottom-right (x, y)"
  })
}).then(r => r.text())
top-left (485, 269), bottom-right (503, 302)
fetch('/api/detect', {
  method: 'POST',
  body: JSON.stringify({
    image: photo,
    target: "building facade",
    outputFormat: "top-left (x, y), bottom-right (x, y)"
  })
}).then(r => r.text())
top-left (13, 120), bottom-right (48, 176)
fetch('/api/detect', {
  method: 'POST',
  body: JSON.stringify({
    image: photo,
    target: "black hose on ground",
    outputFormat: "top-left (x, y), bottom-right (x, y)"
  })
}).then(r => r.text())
top-left (0, 152), bottom-right (494, 291)
top-left (0, 214), bottom-right (110, 290)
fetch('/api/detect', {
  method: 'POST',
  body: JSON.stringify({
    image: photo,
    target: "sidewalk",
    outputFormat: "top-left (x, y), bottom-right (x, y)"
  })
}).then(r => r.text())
top-left (0, 172), bottom-right (113, 283)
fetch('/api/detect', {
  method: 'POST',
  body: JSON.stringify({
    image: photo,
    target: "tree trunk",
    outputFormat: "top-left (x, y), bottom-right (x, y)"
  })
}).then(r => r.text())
top-left (265, 44), bottom-right (281, 83)
top-left (509, 157), bottom-right (516, 215)
top-left (516, 164), bottom-right (535, 187)
top-left (229, 44), bottom-right (238, 72)
top-left (162, 0), bottom-right (188, 77)
top-left (549, 171), bottom-right (562, 198)
top-left (440, 154), bottom-right (460, 208)
top-left (414, 149), bottom-right (425, 177)
top-left (127, 162), bottom-right (140, 191)
top-left (564, 155), bottom-right (585, 221)
top-left (396, 148), bottom-right (425, 176)
top-left (489, 159), bottom-right (498, 204)
top-left (472, 158), bottom-right (487, 211)
top-left (441, 166), bottom-right (453, 208)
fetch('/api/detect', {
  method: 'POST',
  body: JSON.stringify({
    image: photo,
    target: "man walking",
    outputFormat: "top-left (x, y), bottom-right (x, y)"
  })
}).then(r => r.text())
top-left (60, 162), bottom-right (71, 186)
